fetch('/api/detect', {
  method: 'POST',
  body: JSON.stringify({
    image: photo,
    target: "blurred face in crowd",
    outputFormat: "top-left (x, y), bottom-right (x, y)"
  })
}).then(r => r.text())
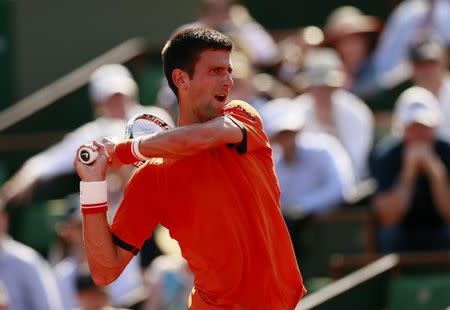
top-left (77, 289), bottom-right (109, 310)
top-left (272, 130), bottom-right (299, 161)
top-left (412, 57), bottom-right (448, 92)
top-left (404, 123), bottom-right (435, 145)
top-left (333, 33), bottom-right (370, 73)
top-left (309, 85), bottom-right (335, 104)
top-left (180, 49), bottom-right (234, 122)
top-left (95, 93), bottom-right (130, 119)
top-left (201, 0), bottom-right (233, 29)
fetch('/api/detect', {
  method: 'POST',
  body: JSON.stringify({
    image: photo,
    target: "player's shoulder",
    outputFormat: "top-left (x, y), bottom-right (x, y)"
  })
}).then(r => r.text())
top-left (224, 100), bottom-right (261, 122)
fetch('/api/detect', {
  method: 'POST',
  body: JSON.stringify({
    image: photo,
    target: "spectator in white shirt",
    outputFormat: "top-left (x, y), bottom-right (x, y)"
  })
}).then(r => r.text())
top-left (0, 206), bottom-right (63, 310)
top-left (0, 64), bottom-right (174, 207)
top-left (261, 98), bottom-right (356, 261)
top-left (292, 48), bottom-right (374, 180)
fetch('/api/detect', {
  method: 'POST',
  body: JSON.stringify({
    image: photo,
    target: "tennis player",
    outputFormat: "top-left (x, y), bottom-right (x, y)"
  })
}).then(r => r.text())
top-left (74, 27), bottom-right (306, 309)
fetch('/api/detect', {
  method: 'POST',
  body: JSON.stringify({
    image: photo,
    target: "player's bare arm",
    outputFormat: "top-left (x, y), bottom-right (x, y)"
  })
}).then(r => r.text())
top-left (74, 142), bottom-right (134, 285)
top-left (132, 115), bottom-right (243, 159)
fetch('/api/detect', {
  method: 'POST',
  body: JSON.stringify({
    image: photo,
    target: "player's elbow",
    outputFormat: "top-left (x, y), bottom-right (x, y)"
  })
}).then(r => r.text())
top-left (90, 268), bottom-right (122, 286)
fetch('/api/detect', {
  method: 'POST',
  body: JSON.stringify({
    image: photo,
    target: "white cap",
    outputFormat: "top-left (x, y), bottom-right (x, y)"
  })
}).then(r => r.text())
top-left (88, 64), bottom-right (138, 104)
top-left (260, 97), bottom-right (304, 138)
top-left (293, 48), bottom-right (346, 91)
top-left (393, 86), bottom-right (442, 133)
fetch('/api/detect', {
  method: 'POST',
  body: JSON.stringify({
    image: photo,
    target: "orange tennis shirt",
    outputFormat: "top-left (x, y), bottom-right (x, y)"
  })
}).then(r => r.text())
top-left (111, 100), bottom-right (306, 309)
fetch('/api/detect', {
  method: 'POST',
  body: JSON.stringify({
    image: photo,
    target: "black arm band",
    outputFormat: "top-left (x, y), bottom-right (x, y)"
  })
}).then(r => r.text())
top-left (112, 234), bottom-right (139, 256)
top-left (226, 116), bottom-right (247, 154)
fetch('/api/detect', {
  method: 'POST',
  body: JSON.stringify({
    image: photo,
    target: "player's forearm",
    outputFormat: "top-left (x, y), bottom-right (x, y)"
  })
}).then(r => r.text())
top-left (137, 116), bottom-right (242, 158)
top-left (79, 180), bottom-right (129, 285)
top-left (82, 214), bottom-right (126, 285)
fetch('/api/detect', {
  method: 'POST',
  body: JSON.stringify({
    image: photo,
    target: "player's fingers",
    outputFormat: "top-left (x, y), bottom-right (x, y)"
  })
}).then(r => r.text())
top-left (92, 140), bottom-right (106, 154)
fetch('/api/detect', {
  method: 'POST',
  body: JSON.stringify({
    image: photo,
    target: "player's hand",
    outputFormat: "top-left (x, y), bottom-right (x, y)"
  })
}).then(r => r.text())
top-left (101, 137), bottom-right (124, 169)
top-left (74, 141), bottom-right (109, 182)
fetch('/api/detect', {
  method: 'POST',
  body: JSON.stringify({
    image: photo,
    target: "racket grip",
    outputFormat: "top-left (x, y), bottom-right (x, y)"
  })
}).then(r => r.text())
top-left (78, 146), bottom-right (99, 165)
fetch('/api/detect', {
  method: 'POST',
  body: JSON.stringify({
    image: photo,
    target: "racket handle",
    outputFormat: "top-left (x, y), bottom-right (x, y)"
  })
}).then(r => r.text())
top-left (78, 146), bottom-right (99, 165)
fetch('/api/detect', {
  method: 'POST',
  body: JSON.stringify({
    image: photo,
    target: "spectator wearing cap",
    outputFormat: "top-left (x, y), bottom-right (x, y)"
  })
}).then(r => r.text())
top-left (292, 48), bottom-right (374, 181)
top-left (0, 205), bottom-right (63, 310)
top-left (371, 86), bottom-right (450, 253)
top-left (0, 64), bottom-right (174, 207)
top-left (324, 6), bottom-right (382, 99)
top-left (261, 98), bottom-right (355, 260)
top-left (408, 38), bottom-right (450, 141)
top-left (53, 195), bottom-right (147, 310)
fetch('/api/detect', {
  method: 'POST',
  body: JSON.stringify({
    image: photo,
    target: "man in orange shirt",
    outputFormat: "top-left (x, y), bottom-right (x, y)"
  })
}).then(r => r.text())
top-left (74, 27), bottom-right (306, 309)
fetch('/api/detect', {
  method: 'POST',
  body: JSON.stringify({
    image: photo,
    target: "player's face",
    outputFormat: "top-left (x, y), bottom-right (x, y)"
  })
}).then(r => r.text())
top-left (187, 49), bottom-right (234, 121)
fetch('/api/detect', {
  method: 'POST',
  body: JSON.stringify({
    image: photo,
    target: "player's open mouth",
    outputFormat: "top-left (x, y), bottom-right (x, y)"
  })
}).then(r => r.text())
top-left (214, 94), bottom-right (227, 102)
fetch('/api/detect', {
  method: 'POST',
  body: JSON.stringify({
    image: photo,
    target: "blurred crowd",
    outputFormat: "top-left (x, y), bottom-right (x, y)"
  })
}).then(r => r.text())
top-left (1, 0), bottom-right (450, 309)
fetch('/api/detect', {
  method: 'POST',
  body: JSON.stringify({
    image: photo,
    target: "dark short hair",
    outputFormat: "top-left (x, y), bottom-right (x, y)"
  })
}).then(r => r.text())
top-left (161, 27), bottom-right (233, 96)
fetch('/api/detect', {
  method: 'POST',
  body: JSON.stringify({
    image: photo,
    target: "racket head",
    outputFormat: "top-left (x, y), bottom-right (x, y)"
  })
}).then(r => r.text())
top-left (125, 113), bottom-right (172, 139)
top-left (124, 113), bottom-right (173, 167)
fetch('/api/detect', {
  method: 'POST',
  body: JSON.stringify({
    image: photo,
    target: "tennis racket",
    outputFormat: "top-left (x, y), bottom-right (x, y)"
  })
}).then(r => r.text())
top-left (78, 113), bottom-right (173, 165)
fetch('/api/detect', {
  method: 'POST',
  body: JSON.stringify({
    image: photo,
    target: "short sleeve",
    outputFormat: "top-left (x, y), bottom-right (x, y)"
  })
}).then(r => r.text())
top-left (224, 100), bottom-right (269, 153)
top-left (111, 163), bottom-right (163, 254)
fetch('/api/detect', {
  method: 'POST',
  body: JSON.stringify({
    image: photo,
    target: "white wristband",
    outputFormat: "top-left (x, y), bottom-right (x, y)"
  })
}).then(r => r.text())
top-left (80, 181), bottom-right (107, 204)
top-left (131, 136), bottom-right (151, 161)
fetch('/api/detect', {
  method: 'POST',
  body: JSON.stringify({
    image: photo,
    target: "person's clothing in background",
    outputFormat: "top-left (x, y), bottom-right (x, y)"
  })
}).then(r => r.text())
top-left (0, 237), bottom-right (63, 310)
top-left (275, 132), bottom-right (355, 217)
top-left (292, 48), bottom-right (374, 181)
top-left (1, 64), bottom-right (174, 207)
top-left (293, 88), bottom-right (373, 181)
top-left (371, 86), bottom-right (450, 253)
top-left (372, 0), bottom-right (450, 89)
top-left (371, 138), bottom-right (450, 252)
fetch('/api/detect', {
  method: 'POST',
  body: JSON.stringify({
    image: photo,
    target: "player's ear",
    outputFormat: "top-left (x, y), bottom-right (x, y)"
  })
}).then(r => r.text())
top-left (172, 69), bottom-right (189, 90)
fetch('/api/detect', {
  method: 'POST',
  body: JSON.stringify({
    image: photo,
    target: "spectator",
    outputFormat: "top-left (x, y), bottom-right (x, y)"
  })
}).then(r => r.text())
top-left (262, 98), bottom-right (355, 218)
top-left (323, 6), bottom-right (382, 99)
top-left (292, 48), bottom-right (374, 180)
top-left (0, 205), bottom-right (63, 310)
top-left (371, 86), bottom-right (450, 253)
top-left (53, 195), bottom-right (146, 309)
top-left (277, 26), bottom-right (324, 85)
top-left (0, 64), bottom-right (174, 206)
top-left (182, 0), bottom-right (279, 68)
top-left (372, 0), bottom-right (450, 90)
top-left (407, 37), bottom-right (450, 141)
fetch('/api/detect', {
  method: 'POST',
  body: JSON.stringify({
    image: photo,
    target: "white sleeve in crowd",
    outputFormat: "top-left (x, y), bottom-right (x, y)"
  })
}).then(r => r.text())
top-left (372, 0), bottom-right (422, 77)
top-left (335, 90), bottom-right (374, 180)
top-left (23, 119), bottom-right (124, 181)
